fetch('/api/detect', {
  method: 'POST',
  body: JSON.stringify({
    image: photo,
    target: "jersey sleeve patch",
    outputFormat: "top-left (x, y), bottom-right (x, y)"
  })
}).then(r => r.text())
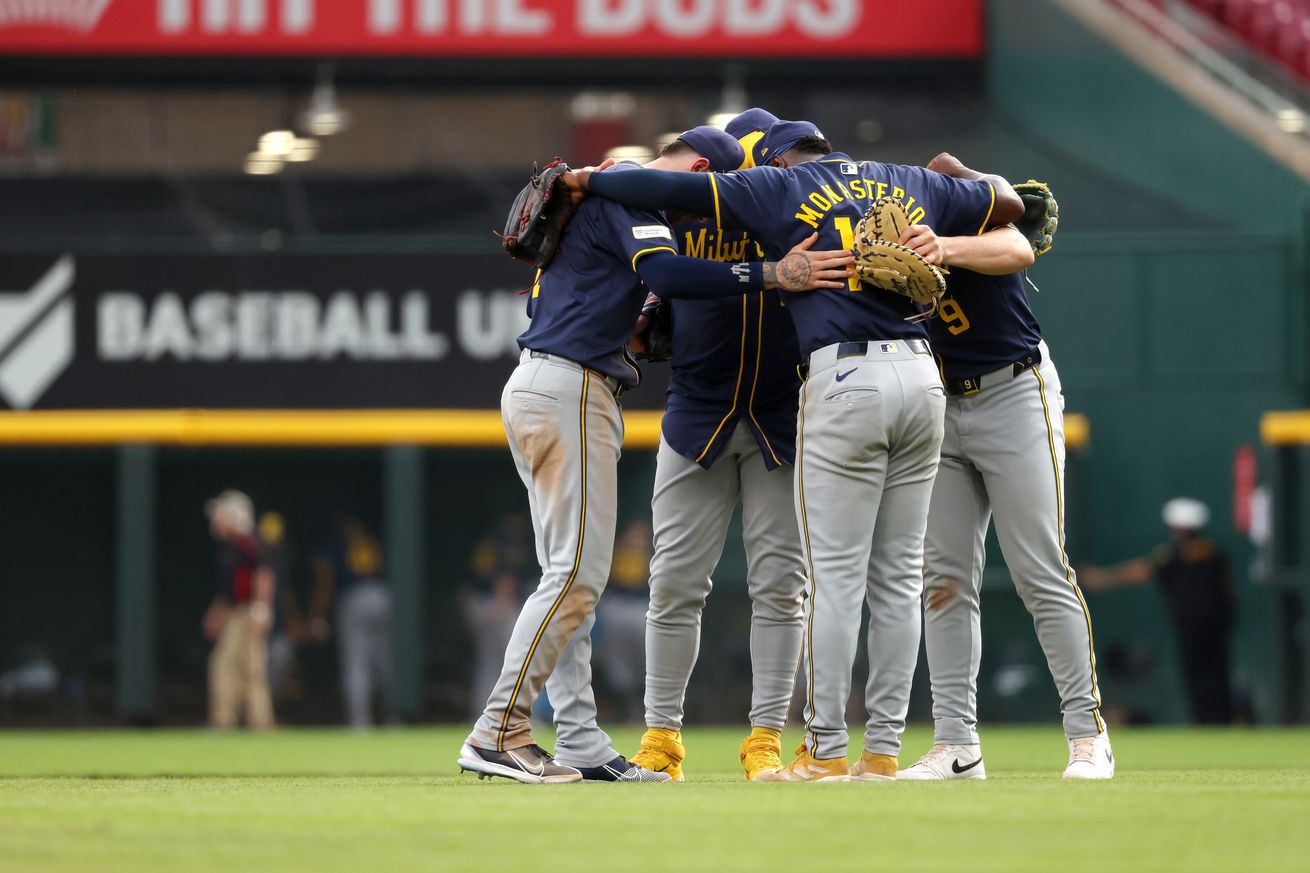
top-left (632, 225), bottom-right (673, 240)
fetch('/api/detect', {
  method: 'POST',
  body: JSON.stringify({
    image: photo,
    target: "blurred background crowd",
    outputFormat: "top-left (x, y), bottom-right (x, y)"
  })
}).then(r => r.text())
top-left (1, 0), bottom-right (1309, 730)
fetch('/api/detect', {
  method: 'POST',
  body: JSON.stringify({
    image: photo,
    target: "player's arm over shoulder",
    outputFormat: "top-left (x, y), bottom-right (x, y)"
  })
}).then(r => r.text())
top-left (926, 153), bottom-right (1024, 230)
top-left (940, 226), bottom-right (1034, 275)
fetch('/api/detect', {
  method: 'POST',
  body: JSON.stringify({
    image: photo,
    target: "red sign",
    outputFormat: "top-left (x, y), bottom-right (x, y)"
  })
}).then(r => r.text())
top-left (0, 1), bottom-right (982, 58)
top-left (1233, 443), bottom-right (1257, 534)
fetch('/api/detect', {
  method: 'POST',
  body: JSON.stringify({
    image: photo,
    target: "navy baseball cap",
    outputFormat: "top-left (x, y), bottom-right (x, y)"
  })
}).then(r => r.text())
top-left (754, 119), bottom-right (826, 168)
top-left (725, 108), bottom-right (779, 168)
top-left (677, 125), bottom-right (747, 173)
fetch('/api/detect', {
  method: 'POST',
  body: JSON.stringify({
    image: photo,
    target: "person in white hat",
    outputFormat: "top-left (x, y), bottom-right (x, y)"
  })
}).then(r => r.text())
top-left (202, 489), bottom-right (276, 729)
top-left (1081, 498), bottom-right (1235, 723)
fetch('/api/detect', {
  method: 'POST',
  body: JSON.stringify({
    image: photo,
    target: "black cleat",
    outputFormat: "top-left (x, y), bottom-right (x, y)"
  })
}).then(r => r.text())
top-left (457, 742), bottom-right (582, 784)
top-left (574, 755), bottom-right (674, 783)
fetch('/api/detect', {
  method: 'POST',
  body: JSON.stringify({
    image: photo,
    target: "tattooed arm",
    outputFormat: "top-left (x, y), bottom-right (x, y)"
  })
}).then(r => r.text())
top-left (637, 233), bottom-right (852, 300)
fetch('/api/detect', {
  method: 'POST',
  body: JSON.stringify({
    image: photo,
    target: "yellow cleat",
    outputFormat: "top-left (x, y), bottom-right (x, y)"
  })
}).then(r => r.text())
top-left (738, 727), bottom-right (783, 781)
top-left (631, 727), bottom-right (686, 782)
top-left (757, 742), bottom-right (850, 782)
top-left (850, 751), bottom-right (898, 782)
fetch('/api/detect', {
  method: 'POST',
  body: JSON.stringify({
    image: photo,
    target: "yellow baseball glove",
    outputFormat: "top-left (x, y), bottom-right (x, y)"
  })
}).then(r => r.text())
top-left (852, 197), bottom-right (946, 314)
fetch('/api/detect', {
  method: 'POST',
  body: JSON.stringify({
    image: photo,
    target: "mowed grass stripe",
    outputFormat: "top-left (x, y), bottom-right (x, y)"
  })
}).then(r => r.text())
top-left (0, 727), bottom-right (1306, 873)
top-left (1, 725), bottom-right (1307, 776)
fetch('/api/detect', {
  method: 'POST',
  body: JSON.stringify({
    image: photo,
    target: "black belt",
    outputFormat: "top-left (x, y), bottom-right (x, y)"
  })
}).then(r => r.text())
top-left (836, 338), bottom-right (930, 357)
top-left (944, 348), bottom-right (1042, 396)
top-left (529, 350), bottom-right (627, 398)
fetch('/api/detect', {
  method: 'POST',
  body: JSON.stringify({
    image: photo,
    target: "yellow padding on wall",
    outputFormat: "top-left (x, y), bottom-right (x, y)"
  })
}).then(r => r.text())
top-left (1261, 410), bottom-right (1310, 445)
top-left (1064, 413), bottom-right (1090, 452)
top-left (0, 409), bottom-right (1092, 450)
top-left (0, 409), bottom-right (665, 448)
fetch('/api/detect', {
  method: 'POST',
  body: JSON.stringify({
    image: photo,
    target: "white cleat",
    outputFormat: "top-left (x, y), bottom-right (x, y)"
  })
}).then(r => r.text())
top-left (896, 743), bottom-right (986, 781)
top-left (1063, 732), bottom-right (1115, 780)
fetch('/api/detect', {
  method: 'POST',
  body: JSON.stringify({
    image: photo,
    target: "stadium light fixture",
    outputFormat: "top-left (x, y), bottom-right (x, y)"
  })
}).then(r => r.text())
top-left (257, 130), bottom-right (296, 157)
top-left (570, 91), bottom-right (637, 120)
top-left (300, 67), bottom-right (352, 137)
top-left (244, 152), bottom-right (284, 175)
top-left (286, 138), bottom-right (320, 162)
top-left (604, 145), bottom-right (655, 164)
top-left (1276, 109), bottom-right (1306, 134)
top-left (705, 64), bottom-right (747, 130)
top-left (655, 131), bottom-right (681, 153)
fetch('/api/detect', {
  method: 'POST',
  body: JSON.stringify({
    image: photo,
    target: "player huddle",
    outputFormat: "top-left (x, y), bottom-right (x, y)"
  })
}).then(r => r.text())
top-left (457, 109), bottom-right (1114, 784)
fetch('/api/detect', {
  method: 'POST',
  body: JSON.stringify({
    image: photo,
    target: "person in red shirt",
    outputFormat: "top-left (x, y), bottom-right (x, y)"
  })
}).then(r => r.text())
top-left (202, 489), bottom-right (275, 729)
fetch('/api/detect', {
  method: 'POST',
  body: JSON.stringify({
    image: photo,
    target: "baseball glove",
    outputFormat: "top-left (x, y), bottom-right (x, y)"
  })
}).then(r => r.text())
top-left (852, 197), bottom-right (946, 313)
top-left (1014, 179), bottom-right (1059, 257)
top-left (499, 158), bottom-right (576, 268)
top-left (632, 294), bottom-right (672, 363)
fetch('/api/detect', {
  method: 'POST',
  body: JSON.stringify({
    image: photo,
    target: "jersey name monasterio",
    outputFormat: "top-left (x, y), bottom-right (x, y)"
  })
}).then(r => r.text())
top-left (708, 154), bottom-right (997, 357)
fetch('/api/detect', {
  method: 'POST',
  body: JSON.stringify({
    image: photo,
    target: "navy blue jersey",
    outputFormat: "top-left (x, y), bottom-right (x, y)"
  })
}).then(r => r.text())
top-left (664, 216), bottom-right (801, 469)
top-left (929, 268), bottom-right (1043, 382)
top-left (519, 161), bottom-right (677, 388)
top-left (709, 154), bottom-right (997, 357)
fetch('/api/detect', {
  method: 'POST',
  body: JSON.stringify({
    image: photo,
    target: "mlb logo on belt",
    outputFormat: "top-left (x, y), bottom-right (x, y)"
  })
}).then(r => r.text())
top-left (880, 342), bottom-right (897, 353)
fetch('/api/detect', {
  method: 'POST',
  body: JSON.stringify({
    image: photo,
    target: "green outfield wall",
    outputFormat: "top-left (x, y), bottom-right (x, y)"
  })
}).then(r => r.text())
top-left (986, 0), bottom-right (1310, 723)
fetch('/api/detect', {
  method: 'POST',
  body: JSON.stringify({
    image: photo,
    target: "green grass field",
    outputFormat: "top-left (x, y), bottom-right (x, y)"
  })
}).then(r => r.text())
top-left (1, 725), bottom-right (1307, 872)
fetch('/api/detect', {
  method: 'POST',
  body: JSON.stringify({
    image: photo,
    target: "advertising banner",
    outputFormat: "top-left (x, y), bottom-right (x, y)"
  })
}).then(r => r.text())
top-left (0, 252), bottom-right (671, 410)
top-left (0, 0), bottom-right (983, 58)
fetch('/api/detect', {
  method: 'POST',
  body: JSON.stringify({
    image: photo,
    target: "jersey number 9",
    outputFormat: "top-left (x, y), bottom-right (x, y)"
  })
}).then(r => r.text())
top-left (938, 299), bottom-right (971, 335)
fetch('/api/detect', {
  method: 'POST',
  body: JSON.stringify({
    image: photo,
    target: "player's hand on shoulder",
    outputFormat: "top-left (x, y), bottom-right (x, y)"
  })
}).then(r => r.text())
top-left (560, 157), bottom-right (618, 205)
top-left (899, 224), bottom-right (946, 266)
top-left (766, 232), bottom-right (856, 293)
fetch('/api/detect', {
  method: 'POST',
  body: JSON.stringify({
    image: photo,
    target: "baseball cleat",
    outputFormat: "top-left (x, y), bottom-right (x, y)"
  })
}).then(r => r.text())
top-left (896, 744), bottom-right (985, 781)
top-left (756, 743), bottom-right (850, 782)
top-left (457, 742), bottom-right (582, 784)
top-left (850, 751), bottom-right (900, 782)
top-left (631, 727), bottom-right (686, 782)
top-left (739, 727), bottom-right (783, 781)
top-left (1063, 731), bottom-right (1115, 780)
top-left (574, 755), bottom-right (674, 783)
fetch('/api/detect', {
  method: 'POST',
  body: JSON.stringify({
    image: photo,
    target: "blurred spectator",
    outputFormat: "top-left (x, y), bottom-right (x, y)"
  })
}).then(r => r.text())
top-left (258, 511), bottom-right (303, 701)
top-left (596, 519), bottom-right (653, 721)
top-left (202, 490), bottom-right (275, 730)
top-left (0, 646), bottom-right (58, 700)
top-left (310, 515), bottom-right (391, 729)
top-left (458, 513), bottom-right (534, 719)
top-left (1082, 498), bottom-right (1236, 724)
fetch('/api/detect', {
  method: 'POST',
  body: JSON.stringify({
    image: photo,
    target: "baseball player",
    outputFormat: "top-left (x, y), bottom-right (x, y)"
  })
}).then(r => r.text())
top-left (457, 126), bottom-right (854, 784)
top-left (628, 108), bottom-right (809, 782)
top-left (890, 154), bottom-right (1112, 780)
top-left (567, 121), bottom-right (1024, 781)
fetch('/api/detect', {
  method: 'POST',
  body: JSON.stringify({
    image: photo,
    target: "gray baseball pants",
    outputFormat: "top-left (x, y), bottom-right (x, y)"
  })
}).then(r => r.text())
top-left (548, 610), bottom-right (619, 768)
top-left (796, 340), bottom-right (946, 760)
top-left (467, 351), bottom-right (623, 754)
top-left (643, 426), bottom-right (806, 732)
top-left (922, 343), bottom-right (1104, 743)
